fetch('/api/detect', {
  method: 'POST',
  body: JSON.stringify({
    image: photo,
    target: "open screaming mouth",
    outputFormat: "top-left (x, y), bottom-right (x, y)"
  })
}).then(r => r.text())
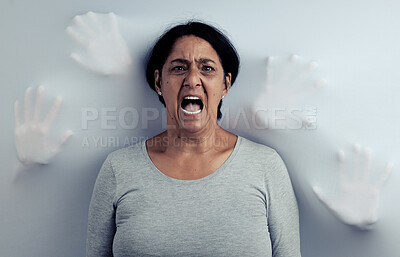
top-left (181, 96), bottom-right (204, 115)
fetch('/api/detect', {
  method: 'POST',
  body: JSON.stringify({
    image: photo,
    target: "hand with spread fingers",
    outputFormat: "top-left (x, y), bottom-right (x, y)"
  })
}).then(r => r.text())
top-left (252, 54), bottom-right (325, 129)
top-left (313, 144), bottom-right (393, 229)
top-left (14, 86), bottom-right (73, 166)
top-left (66, 11), bottom-right (132, 75)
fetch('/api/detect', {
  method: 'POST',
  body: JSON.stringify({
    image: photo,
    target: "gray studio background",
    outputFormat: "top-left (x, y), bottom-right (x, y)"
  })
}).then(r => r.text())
top-left (1, 0), bottom-right (400, 256)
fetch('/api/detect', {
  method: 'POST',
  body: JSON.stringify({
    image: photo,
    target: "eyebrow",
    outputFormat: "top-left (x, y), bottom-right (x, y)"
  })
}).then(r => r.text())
top-left (197, 58), bottom-right (216, 64)
top-left (170, 58), bottom-right (216, 65)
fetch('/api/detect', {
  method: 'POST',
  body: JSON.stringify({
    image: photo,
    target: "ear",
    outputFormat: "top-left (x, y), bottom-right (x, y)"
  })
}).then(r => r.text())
top-left (223, 73), bottom-right (232, 96)
top-left (154, 70), bottom-right (161, 94)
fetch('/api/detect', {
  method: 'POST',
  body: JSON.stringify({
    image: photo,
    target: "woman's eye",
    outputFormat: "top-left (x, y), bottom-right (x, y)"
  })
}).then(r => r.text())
top-left (172, 66), bottom-right (185, 71)
top-left (202, 66), bottom-right (214, 72)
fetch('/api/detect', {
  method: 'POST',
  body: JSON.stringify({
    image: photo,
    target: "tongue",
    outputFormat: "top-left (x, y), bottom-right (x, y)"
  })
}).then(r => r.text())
top-left (184, 103), bottom-right (201, 112)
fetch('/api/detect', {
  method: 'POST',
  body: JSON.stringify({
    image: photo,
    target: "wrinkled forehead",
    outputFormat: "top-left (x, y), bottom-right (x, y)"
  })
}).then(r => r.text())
top-left (165, 35), bottom-right (222, 65)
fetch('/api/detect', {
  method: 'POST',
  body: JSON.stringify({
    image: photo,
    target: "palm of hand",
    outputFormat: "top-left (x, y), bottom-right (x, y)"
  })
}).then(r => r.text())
top-left (252, 55), bottom-right (325, 129)
top-left (66, 11), bottom-right (132, 75)
top-left (14, 86), bottom-right (72, 166)
top-left (313, 145), bottom-right (393, 229)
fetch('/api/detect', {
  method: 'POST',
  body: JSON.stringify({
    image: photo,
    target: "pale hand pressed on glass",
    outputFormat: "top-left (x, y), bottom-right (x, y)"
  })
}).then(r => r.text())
top-left (14, 86), bottom-right (73, 166)
top-left (252, 54), bottom-right (325, 129)
top-left (313, 144), bottom-right (393, 229)
top-left (66, 11), bottom-right (132, 75)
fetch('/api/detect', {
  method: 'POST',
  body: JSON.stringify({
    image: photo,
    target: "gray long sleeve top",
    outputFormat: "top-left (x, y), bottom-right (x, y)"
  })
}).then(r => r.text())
top-left (86, 136), bottom-right (301, 257)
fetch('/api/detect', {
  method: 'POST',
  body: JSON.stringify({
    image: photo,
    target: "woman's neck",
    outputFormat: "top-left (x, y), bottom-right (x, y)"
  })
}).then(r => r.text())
top-left (161, 125), bottom-right (228, 155)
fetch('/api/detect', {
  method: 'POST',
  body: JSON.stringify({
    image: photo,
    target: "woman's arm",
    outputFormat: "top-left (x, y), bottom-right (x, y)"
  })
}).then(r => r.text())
top-left (265, 151), bottom-right (302, 257)
top-left (86, 157), bottom-right (116, 257)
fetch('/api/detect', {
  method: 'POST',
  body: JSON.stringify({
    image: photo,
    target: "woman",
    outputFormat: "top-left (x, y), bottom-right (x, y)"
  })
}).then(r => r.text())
top-left (86, 21), bottom-right (301, 257)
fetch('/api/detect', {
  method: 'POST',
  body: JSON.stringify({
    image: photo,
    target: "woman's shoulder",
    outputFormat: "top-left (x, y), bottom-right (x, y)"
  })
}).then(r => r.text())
top-left (106, 140), bottom-right (145, 164)
top-left (237, 136), bottom-right (279, 158)
top-left (236, 136), bottom-right (290, 182)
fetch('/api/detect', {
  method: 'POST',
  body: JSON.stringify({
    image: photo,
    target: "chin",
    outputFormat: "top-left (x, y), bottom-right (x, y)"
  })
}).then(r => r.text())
top-left (179, 120), bottom-right (205, 133)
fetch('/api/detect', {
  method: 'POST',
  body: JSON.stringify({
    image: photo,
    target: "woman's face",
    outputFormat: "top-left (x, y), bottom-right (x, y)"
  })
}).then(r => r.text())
top-left (155, 35), bottom-right (231, 134)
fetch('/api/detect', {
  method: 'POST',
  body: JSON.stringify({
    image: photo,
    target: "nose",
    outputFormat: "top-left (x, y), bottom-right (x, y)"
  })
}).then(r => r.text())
top-left (183, 68), bottom-right (201, 88)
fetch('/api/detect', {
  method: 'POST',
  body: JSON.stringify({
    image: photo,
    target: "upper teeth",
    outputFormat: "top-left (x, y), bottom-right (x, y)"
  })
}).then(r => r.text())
top-left (184, 96), bottom-right (200, 100)
top-left (182, 109), bottom-right (202, 115)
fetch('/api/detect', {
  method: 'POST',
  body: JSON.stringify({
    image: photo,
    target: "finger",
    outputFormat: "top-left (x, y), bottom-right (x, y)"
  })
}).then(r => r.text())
top-left (308, 61), bottom-right (318, 72)
top-left (375, 162), bottom-right (393, 189)
top-left (280, 55), bottom-right (295, 85)
top-left (70, 53), bottom-right (91, 70)
top-left (306, 61), bottom-right (326, 89)
top-left (109, 12), bottom-right (119, 33)
top-left (51, 130), bottom-right (73, 156)
top-left (313, 185), bottom-right (329, 204)
top-left (353, 144), bottom-right (362, 181)
top-left (285, 54), bottom-right (305, 91)
top-left (87, 11), bottom-right (103, 34)
top-left (290, 55), bottom-right (308, 93)
top-left (266, 56), bottom-right (273, 90)
top-left (24, 87), bottom-right (32, 123)
top-left (72, 14), bottom-right (93, 36)
top-left (59, 130), bottom-right (73, 145)
top-left (33, 86), bottom-right (44, 122)
top-left (362, 147), bottom-right (372, 182)
top-left (313, 186), bottom-right (341, 216)
top-left (337, 150), bottom-right (346, 182)
top-left (306, 62), bottom-right (325, 90)
top-left (337, 149), bottom-right (345, 162)
top-left (14, 100), bottom-right (21, 128)
top-left (290, 54), bottom-right (300, 63)
top-left (66, 26), bottom-right (89, 46)
top-left (43, 96), bottom-right (62, 131)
